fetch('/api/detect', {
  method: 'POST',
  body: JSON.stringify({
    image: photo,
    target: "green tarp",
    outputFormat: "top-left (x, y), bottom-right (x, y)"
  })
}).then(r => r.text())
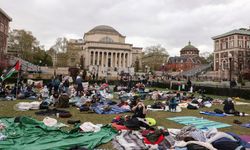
top-left (0, 117), bottom-right (117, 150)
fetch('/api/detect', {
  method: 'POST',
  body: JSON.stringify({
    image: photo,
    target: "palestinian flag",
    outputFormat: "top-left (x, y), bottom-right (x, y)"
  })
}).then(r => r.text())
top-left (0, 60), bottom-right (21, 81)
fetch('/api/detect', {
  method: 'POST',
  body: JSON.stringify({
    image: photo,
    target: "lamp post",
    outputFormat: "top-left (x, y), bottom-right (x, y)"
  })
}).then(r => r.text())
top-left (145, 65), bottom-right (148, 79)
top-left (162, 63), bottom-right (165, 80)
top-left (127, 66), bottom-right (130, 81)
top-left (38, 60), bottom-right (42, 78)
top-left (228, 53), bottom-right (233, 88)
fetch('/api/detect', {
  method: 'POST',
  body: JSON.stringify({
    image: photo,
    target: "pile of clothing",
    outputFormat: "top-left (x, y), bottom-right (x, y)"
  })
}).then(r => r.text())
top-left (173, 125), bottom-right (250, 150)
top-left (112, 129), bottom-right (174, 150)
top-left (112, 125), bottom-right (250, 150)
top-left (14, 101), bottom-right (41, 111)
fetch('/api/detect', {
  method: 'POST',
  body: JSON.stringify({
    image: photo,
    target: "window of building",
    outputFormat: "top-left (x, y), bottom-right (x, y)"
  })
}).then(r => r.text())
top-left (222, 42), bottom-right (227, 49)
top-left (222, 60), bottom-right (227, 70)
top-left (90, 52), bottom-right (93, 65)
top-left (4, 25), bottom-right (8, 35)
top-left (239, 40), bottom-right (243, 48)
top-left (229, 41), bottom-right (234, 48)
top-left (100, 36), bottom-right (114, 43)
top-left (215, 42), bottom-right (220, 50)
top-left (0, 23), bottom-right (4, 32)
top-left (247, 41), bottom-right (250, 49)
top-left (108, 58), bottom-right (111, 67)
top-left (247, 51), bottom-right (250, 57)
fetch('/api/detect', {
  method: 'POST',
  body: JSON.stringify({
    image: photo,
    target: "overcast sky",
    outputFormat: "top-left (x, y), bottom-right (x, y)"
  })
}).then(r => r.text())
top-left (1, 0), bottom-right (250, 56)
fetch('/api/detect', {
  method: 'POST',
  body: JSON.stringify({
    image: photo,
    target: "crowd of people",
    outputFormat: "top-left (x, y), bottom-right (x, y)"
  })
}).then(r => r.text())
top-left (0, 74), bottom-right (244, 118)
top-left (0, 73), bottom-right (249, 149)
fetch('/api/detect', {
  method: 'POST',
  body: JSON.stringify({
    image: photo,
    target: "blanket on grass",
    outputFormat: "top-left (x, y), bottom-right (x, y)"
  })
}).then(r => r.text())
top-left (200, 111), bottom-right (249, 117)
top-left (0, 116), bottom-right (117, 150)
top-left (91, 104), bottom-right (130, 114)
top-left (200, 111), bottom-right (226, 117)
top-left (167, 116), bottom-right (231, 129)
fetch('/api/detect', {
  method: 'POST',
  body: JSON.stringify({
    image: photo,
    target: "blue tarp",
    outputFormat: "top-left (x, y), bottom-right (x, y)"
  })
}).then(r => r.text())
top-left (200, 111), bottom-right (226, 117)
top-left (92, 103), bottom-right (130, 114)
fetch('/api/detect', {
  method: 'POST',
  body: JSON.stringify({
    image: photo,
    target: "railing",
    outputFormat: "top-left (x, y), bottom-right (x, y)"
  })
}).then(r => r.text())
top-left (177, 63), bottom-right (213, 77)
top-left (8, 56), bottom-right (43, 72)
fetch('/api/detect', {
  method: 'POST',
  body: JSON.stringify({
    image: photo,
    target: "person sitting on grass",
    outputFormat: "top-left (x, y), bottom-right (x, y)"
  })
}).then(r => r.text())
top-left (132, 98), bottom-right (147, 118)
top-left (40, 85), bottom-right (49, 100)
top-left (169, 97), bottom-right (178, 112)
top-left (50, 92), bottom-right (59, 106)
top-left (56, 91), bottom-right (70, 108)
top-left (223, 97), bottom-right (245, 116)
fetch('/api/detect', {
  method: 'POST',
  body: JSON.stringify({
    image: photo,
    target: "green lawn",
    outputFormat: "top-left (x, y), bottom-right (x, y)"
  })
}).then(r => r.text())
top-left (0, 93), bottom-right (250, 149)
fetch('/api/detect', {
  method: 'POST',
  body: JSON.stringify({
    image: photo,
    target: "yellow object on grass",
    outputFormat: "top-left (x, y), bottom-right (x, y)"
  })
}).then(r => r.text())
top-left (145, 117), bottom-right (156, 126)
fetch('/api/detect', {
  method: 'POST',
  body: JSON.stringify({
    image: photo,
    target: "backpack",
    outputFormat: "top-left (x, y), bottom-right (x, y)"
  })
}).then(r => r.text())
top-left (40, 101), bottom-right (49, 109)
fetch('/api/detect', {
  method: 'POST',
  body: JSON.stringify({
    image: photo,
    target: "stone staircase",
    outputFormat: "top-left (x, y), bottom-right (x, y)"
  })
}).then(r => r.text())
top-left (8, 56), bottom-right (43, 73)
top-left (177, 63), bottom-right (213, 77)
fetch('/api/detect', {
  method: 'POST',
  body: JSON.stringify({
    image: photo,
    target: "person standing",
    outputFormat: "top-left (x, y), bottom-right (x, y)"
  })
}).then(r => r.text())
top-left (187, 79), bottom-right (192, 92)
top-left (76, 75), bottom-right (83, 96)
top-left (63, 79), bottom-right (69, 93)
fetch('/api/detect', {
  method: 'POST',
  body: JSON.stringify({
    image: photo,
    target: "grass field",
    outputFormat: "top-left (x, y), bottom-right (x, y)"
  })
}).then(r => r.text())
top-left (0, 91), bottom-right (250, 149)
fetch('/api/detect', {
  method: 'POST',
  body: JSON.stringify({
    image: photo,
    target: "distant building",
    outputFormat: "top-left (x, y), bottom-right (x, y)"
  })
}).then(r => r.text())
top-left (166, 41), bottom-right (202, 72)
top-left (65, 39), bottom-right (83, 67)
top-left (212, 28), bottom-right (250, 80)
top-left (0, 8), bottom-right (12, 69)
top-left (54, 25), bottom-right (143, 78)
top-left (81, 25), bottom-right (143, 78)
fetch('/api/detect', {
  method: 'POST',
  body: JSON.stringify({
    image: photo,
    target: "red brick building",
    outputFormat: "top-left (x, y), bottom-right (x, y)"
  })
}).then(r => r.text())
top-left (0, 8), bottom-right (12, 69)
top-left (212, 28), bottom-right (250, 80)
top-left (166, 41), bottom-right (202, 72)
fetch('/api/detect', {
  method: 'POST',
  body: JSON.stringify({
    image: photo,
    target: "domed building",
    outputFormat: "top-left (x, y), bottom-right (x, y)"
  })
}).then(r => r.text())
top-left (166, 41), bottom-right (202, 72)
top-left (66, 25), bottom-right (143, 79)
top-left (180, 41), bottom-right (199, 57)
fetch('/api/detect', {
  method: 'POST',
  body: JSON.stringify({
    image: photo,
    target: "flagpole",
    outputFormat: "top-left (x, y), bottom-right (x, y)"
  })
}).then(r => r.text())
top-left (15, 60), bottom-right (20, 99)
top-left (16, 68), bottom-right (19, 99)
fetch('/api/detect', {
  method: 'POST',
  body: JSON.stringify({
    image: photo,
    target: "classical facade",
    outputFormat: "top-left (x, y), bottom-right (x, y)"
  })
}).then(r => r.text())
top-left (212, 28), bottom-right (250, 80)
top-left (166, 41), bottom-right (202, 72)
top-left (66, 25), bottom-right (143, 78)
top-left (0, 8), bottom-right (12, 69)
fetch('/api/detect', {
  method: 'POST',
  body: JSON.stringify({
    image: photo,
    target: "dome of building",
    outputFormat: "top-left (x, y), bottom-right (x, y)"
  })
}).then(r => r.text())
top-left (180, 41), bottom-right (199, 57)
top-left (87, 25), bottom-right (122, 36)
top-left (181, 41), bottom-right (199, 51)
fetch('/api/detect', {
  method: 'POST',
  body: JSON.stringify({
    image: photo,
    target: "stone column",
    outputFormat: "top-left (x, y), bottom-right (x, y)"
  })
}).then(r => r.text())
top-left (125, 53), bottom-right (127, 67)
top-left (106, 52), bottom-right (109, 67)
top-left (87, 50), bottom-right (91, 66)
top-left (123, 53), bottom-right (125, 68)
top-left (213, 52), bottom-right (216, 71)
top-left (115, 52), bottom-right (117, 67)
top-left (93, 50), bottom-right (96, 65)
top-left (118, 53), bottom-right (121, 67)
top-left (129, 52), bottom-right (133, 67)
top-left (234, 35), bottom-right (238, 48)
top-left (110, 52), bottom-right (113, 68)
top-left (101, 52), bottom-right (104, 67)
top-left (126, 53), bottom-right (128, 67)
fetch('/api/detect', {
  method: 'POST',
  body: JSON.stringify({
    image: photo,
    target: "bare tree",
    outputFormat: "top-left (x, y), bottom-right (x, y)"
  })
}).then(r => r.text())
top-left (51, 37), bottom-right (68, 53)
top-left (142, 44), bottom-right (169, 71)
